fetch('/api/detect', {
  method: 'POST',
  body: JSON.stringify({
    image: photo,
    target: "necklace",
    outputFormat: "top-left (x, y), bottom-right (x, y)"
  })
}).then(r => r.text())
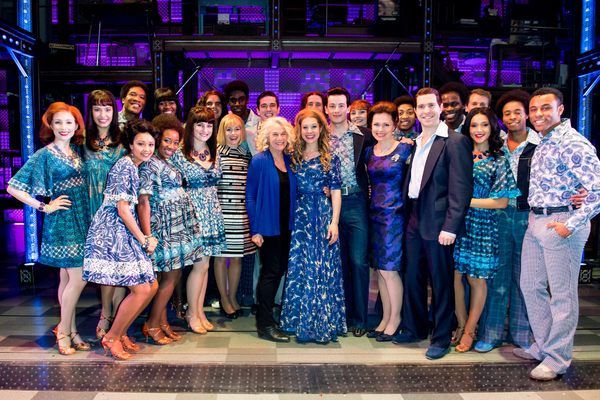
top-left (193, 149), bottom-right (210, 161)
top-left (473, 150), bottom-right (490, 160)
top-left (54, 144), bottom-right (76, 162)
top-left (97, 134), bottom-right (108, 148)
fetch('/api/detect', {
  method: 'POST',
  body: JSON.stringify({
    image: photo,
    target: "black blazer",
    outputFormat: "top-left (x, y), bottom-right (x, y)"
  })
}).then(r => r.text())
top-left (402, 127), bottom-right (473, 241)
top-left (353, 126), bottom-right (375, 198)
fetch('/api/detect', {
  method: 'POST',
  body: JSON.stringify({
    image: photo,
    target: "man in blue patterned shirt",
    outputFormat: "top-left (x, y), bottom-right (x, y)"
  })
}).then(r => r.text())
top-left (515, 87), bottom-right (600, 381)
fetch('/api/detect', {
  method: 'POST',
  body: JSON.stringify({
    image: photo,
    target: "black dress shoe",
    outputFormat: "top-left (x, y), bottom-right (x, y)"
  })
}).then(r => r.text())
top-left (235, 308), bottom-right (244, 317)
top-left (220, 308), bottom-right (238, 319)
top-left (250, 304), bottom-right (258, 315)
top-left (353, 327), bottom-right (367, 337)
top-left (366, 330), bottom-right (383, 339)
top-left (257, 325), bottom-right (290, 342)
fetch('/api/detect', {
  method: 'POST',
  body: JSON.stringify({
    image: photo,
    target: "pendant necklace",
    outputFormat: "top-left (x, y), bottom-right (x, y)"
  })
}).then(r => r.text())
top-left (473, 150), bottom-right (490, 160)
top-left (54, 144), bottom-right (76, 162)
top-left (193, 149), bottom-right (210, 161)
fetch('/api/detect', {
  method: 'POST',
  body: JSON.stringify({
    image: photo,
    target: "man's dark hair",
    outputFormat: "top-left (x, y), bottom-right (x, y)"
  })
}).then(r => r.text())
top-left (120, 80), bottom-right (150, 101)
top-left (326, 87), bottom-right (351, 107)
top-left (225, 80), bottom-right (250, 100)
top-left (439, 82), bottom-right (470, 106)
top-left (414, 87), bottom-right (441, 105)
top-left (531, 87), bottom-right (563, 106)
top-left (393, 95), bottom-right (416, 108)
top-left (495, 89), bottom-right (531, 118)
top-left (301, 91), bottom-right (326, 109)
top-left (257, 91), bottom-right (279, 107)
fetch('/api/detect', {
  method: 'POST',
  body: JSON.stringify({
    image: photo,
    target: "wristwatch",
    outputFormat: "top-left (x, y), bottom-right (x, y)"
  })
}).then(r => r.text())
top-left (38, 202), bottom-right (46, 212)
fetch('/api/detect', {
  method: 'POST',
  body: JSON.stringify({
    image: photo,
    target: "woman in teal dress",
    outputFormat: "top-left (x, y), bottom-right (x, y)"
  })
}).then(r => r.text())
top-left (168, 106), bottom-right (226, 335)
top-left (80, 89), bottom-right (128, 341)
top-left (453, 107), bottom-right (520, 353)
top-left (137, 114), bottom-right (203, 345)
top-left (8, 102), bottom-right (91, 355)
top-left (279, 108), bottom-right (346, 343)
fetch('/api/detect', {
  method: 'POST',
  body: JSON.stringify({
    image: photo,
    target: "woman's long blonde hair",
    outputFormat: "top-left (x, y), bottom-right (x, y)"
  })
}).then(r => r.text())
top-left (292, 108), bottom-right (332, 172)
top-left (255, 117), bottom-right (295, 154)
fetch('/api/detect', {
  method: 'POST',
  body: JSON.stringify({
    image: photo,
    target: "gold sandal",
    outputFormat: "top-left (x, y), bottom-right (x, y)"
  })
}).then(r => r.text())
top-left (456, 331), bottom-right (476, 353)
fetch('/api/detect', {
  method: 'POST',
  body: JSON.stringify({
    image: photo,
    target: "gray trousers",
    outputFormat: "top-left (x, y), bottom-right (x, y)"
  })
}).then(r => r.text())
top-left (521, 211), bottom-right (589, 374)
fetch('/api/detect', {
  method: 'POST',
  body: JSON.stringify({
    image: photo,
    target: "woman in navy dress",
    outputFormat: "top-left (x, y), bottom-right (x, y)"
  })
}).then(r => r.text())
top-left (453, 107), bottom-right (520, 353)
top-left (246, 117), bottom-right (297, 342)
top-left (80, 89), bottom-right (128, 340)
top-left (8, 103), bottom-right (90, 355)
top-left (279, 108), bottom-right (346, 342)
top-left (83, 120), bottom-right (159, 360)
top-left (365, 102), bottom-right (412, 341)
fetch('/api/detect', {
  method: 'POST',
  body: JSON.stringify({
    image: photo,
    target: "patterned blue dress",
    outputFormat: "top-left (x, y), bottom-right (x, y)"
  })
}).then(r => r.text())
top-left (8, 145), bottom-right (90, 268)
top-left (82, 156), bottom-right (155, 286)
top-left (168, 148), bottom-right (226, 256)
top-left (454, 155), bottom-right (521, 279)
top-left (279, 155), bottom-right (347, 342)
top-left (139, 155), bottom-right (203, 272)
top-left (79, 142), bottom-right (127, 218)
top-left (365, 143), bottom-right (412, 271)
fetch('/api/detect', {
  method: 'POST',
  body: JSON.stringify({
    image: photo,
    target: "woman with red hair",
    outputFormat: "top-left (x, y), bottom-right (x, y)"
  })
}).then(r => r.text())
top-left (7, 102), bottom-right (91, 355)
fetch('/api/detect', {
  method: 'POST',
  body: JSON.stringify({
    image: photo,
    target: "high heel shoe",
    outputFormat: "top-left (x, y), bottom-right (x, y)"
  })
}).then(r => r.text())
top-left (161, 324), bottom-right (182, 341)
top-left (120, 334), bottom-right (140, 352)
top-left (185, 313), bottom-right (207, 334)
top-left (450, 326), bottom-right (464, 346)
top-left (456, 331), bottom-right (476, 353)
top-left (376, 325), bottom-right (401, 342)
top-left (202, 320), bottom-right (214, 331)
top-left (170, 299), bottom-right (186, 320)
top-left (101, 336), bottom-right (131, 360)
top-left (69, 332), bottom-right (91, 351)
top-left (52, 327), bottom-right (75, 355)
top-left (220, 307), bottom-right (238, 319)
top-left (96, 313), bottom-right (112, 340)
top-left (142, 323), bottom-right (173, 345)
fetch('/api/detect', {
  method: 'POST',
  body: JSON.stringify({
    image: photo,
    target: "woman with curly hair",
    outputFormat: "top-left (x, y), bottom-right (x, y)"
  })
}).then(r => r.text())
top-left (452, 107), bottom-right (521, 353)
top-left (83, 119), bottom-right (160, 360)
top-left (278, 108), bottom-right (346, 343)
top-left (246, 116), bottom-right (296, 342)
top-left (8, 102), bottom-right (90, 355)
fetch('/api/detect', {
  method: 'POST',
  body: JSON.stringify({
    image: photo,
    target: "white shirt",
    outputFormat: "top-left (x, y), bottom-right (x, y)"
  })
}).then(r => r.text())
top-left (408, 121), bottom-right (449, 199)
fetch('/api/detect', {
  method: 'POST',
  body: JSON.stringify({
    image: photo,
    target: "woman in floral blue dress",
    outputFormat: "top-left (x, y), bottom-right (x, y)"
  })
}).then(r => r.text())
top-left (137, 114), bottom-right (202, 345)
top-left (453, 107), bottom-right (520, 353)
top-left (168, 106), bottom-right (226, 334)
top-left (80, 89), bottom-right (128, 340)
top-left (83, 120), bottom-right (159, 360)
top-left (8, 102), bottom-right (90, 355)
top-left (365, 102), bottom-right (412, 342)
top-left (279, 108), bottom-right (346, 343)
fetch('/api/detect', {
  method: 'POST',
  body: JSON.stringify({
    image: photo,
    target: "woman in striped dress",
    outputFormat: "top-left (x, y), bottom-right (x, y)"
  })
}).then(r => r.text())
top-left (214, 114), bottom-right (256, 318)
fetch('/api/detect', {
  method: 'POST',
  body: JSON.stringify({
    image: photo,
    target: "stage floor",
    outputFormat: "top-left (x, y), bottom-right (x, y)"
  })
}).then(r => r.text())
top-left (2, 223), bottom-right (600, 397)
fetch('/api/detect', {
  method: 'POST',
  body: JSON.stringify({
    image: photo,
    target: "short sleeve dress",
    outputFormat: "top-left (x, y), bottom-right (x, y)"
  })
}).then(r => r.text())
top-left (8, 145), bottom-right (90, 268)
top-left (79, 142), bottom-right (127, 218)
top-left (365, 143), bottom-right (412, 271)
top-left (138, 155), bottom-right (203, 271)
top-left (82, 156), bottom-right (155, 286)
top-left (168, 148), bottom-right (227, 256)
top-left (454, 155), bottom-right (521, 279)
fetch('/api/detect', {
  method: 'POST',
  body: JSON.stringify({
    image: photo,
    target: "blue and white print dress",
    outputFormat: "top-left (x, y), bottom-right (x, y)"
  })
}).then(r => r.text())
top-left (168, 148), bottom-right (226, 256)
top-left (83, 156), bottom-right (155, 286)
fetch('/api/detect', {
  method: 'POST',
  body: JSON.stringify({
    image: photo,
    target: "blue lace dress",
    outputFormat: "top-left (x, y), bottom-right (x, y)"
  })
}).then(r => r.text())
top-left (79, 142), bottom-right (127, 218)
top-left (82, 156), bottom-right (155, 286)
top-left (454, 155), bottom-right (520, 279)
top-left (168, 148), bottom-right (226, 256)
top-left (138, 155), bottom-right (203, 271)
top-left (365, 143), bottom-right (412, 271)
top-left (8, 145), bottom-right (90, 268)
top-left (279, 155), bottom-right (347, 342)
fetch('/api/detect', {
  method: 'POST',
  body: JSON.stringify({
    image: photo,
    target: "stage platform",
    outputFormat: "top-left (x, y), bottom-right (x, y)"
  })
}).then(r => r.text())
top-left (1, 223), bottom-right (600, 397)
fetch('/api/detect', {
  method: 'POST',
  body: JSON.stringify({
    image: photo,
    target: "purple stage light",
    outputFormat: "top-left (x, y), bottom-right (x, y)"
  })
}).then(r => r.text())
top-left (373, 54), bottom-right (402, 60)
top-left (291, 52), bottom-right (331, 60)
top-left (208, 51), bottom-right (249, 59)
top-left (332, 52), bottom-right (373, 60)
top-left (250, 52), bottom-right (271, 59)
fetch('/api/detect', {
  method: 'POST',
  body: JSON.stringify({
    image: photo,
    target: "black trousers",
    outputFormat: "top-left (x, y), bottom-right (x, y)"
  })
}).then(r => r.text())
top-left (400, 205), bottom-right (456, 348)
top-left (256, 230), bottom-right (291, 327)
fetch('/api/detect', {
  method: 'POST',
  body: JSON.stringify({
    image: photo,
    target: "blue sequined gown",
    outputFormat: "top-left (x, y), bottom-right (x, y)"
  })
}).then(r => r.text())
top-left (83, 156), bottom-right (155, 286)
top-left (279, 156), bottom-right (347, 342)
top-left (8, 145), bottom-right (90, 268)
top-left (454, 155), bottom-right (520, 279)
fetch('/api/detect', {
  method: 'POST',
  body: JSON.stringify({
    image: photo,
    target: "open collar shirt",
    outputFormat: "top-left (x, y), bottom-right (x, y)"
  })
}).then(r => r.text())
top-left (502, 127), bottom-right (540, 207)
top-left (330, 121), bottom-right (361, 188)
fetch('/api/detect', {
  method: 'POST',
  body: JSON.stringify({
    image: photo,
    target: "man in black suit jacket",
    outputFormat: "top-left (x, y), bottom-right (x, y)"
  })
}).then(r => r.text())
top-left (392, 87), bottom-right (473, 359)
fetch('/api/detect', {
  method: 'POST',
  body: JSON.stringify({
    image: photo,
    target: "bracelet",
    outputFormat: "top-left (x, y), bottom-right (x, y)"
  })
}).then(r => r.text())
top-left (141, 237), bottom-right (150, 251)
top-left (38, 202), bottom-right (46, 212)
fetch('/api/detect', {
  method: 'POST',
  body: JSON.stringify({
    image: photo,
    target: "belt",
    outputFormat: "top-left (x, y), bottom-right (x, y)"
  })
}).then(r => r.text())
top-left (340, 186), bottom-right (362, 196)
top-left (531, 205), bottom-right (577, 215)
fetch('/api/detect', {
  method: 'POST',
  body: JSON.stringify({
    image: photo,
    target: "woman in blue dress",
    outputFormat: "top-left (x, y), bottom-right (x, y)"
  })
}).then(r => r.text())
top-left (279, 108), bottom-right (346, 343)
top-left (8, 102), bottom-right (90, 355)
top-left (168, 106), bottom-right (226, 334)
top-left (83, 120), bottom-right (159, 360)
top-left (137, 114), bottom-right (202, 344)
top-left (453, 107), bottom-right (520, 353)
top-left (80, 89), bottom-right (128, 340)
top-left (365, 102), bottom-right (412, 342)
